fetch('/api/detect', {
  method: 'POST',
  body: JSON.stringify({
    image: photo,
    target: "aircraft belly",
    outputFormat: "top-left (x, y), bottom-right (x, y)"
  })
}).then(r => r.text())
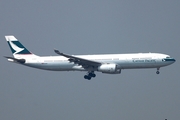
top-left (25, 62), bottom-right (74, 71)
top-left (119, 61), bottom-right (157, 69)
top-left (120, 61), bottom-right (170, 69)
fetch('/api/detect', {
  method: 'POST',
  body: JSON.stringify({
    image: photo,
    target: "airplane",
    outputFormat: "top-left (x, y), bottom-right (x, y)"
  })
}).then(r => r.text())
top-left (4, 35), bottom-right (176, 80)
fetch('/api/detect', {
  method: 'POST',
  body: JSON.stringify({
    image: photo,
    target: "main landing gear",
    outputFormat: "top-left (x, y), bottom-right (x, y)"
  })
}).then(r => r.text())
top-left (156, 68), bottom-right (160, 74)
top-left (84, 71), bottom-right (96, 80)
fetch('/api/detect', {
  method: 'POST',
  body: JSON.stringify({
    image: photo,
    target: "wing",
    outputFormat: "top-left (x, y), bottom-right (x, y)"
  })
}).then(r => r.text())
top-left (54, 49), bottom-right (102, 68)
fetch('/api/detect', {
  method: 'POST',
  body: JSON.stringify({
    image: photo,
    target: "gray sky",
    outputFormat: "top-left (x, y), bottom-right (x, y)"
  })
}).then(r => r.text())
top-left (0, 0), bottom-right (180, 120)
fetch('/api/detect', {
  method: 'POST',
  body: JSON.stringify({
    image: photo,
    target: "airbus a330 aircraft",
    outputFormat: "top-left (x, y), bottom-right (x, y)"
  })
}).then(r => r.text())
top-left (4, 35), bottom-right (175, 80)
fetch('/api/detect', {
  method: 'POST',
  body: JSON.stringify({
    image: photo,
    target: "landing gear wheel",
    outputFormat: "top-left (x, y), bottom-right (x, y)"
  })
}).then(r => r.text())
top-left (92, 74), bottom-right (96, 77)
top-left (156, 71), bottom-right (160, 74)
top-left (84, 75), bottom-right (91, 80)
top-left (156, 68), bottom-right (160, 74)
top-left (87, 77), bottom-right (91, 80)
top-left (89, 73), bottom-right (96, 77)
top-left (84, 71), bottom-right (96, 80)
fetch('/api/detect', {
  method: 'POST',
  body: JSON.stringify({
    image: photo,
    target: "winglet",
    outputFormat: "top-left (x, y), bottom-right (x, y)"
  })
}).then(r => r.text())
top-left (54, 49), bottom-right (61, 55)
top-left (54, 49), bottom-right (71, 58)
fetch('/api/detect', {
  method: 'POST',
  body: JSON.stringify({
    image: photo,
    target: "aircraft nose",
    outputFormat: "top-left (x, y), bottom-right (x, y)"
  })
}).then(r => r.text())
top-left (163, 58), bottom-right (176, 63)
top-left (170, 58), bottom-right (176, 62)
top-left (172, 58), bottom-right (176, 62)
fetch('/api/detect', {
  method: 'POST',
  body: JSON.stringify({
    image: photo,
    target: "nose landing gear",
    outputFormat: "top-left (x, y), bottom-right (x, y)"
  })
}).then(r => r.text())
top-left (156, 68), bottom-right (160, 74)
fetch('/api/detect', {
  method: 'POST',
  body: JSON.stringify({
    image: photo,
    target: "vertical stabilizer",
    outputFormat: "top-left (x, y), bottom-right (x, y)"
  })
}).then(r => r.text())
top-left (5, 35), bottom-right (38, 58)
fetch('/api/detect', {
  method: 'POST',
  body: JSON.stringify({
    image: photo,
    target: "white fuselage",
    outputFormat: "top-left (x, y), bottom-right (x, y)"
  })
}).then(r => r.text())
top-left (5, 35), bottom-right (176, 79)
top-left (15, 53), bottom-right (175, 72)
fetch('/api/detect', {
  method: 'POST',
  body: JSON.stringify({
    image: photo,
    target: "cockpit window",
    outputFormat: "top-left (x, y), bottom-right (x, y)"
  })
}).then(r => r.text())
top-left (166, 56), bottom-right (170, 58)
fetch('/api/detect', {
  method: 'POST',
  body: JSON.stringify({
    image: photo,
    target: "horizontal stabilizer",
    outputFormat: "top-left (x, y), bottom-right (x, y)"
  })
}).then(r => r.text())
top-left (4, 56), bottom-right (26, 64)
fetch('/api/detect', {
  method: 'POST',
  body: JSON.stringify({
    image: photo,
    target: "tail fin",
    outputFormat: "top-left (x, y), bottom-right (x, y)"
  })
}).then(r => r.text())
top-left (5, 35), bottom-right (37, 58)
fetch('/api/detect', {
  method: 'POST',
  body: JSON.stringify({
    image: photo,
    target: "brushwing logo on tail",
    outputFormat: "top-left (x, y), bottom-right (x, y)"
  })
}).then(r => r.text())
top-left (6, 36), bottom-right (32, 55)
top-left (9, 40), bottom-right (24, 55)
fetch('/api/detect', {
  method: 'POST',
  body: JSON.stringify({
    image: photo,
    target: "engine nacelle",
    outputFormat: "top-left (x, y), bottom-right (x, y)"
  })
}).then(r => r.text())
top-left (98, 64), bottom-right (121, 74)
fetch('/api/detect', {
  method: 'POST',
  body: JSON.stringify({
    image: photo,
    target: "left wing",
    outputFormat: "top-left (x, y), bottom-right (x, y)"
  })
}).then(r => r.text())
top-left (54, 49), bottom-right (102, 67)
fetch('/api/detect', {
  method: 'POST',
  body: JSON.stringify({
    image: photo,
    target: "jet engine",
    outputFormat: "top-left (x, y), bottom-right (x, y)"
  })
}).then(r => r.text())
top-left (98, 64), bottom-right (121, 74)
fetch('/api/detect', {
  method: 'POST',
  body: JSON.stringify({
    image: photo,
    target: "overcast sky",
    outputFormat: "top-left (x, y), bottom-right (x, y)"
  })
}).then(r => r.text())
top-left (0, 1), bottom-right (180, 120)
